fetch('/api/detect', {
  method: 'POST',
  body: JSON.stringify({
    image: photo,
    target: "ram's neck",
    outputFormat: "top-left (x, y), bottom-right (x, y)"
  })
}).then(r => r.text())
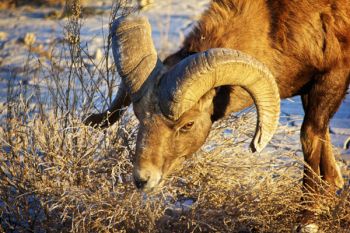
top-left (164, 0), bottom-right (273, 66)
top-left (185, 0), bottom-right (272, 64)
top-left (165, 0), bottom-right (271, 121)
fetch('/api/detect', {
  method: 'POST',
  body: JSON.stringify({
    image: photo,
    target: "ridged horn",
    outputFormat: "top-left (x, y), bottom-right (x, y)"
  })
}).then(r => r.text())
top-left (112, 16), bottom-right (163, 102)
top-left (159, 49), bottom-right (280, 153)
top-left (84, 82), bottom-right (130, 128)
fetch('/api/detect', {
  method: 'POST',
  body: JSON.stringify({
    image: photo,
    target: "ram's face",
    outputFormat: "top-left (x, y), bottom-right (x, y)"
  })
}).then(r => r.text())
top-left (111, 16), bottom-right (280, 192)
top-left (132, 91), bottom-right (215, 191)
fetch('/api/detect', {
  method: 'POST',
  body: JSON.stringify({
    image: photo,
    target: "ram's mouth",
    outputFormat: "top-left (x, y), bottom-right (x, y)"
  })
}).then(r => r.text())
top-left (137, 175), bottom-right (166, 193)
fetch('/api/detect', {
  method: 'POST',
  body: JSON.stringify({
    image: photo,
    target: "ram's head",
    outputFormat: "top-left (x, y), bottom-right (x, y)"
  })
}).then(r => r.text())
top-left (94, 16), bottom-right (280, 191)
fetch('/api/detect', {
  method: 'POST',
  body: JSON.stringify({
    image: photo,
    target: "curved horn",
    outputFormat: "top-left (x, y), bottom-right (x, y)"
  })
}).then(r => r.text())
top-left (159, 49), bottom-right (280, 153)
top-left (112, 16), bottom-right (163, 102)
top-left (84, 82), bottom-right (131, 128)
top-left (84, 16), bottom-right (162, 128)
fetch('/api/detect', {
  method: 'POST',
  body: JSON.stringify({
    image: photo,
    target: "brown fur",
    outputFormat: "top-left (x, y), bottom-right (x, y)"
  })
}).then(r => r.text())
top-left (165, 0), bottom-right (350, 195)
top-left (87, 0), bottom-right (350, 212)
top-left (131, 87), bottom-right (215, 189)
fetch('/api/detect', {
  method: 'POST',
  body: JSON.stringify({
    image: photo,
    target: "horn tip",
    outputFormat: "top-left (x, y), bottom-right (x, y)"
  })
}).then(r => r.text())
top-left (250, 142), bottom-right (263, 153)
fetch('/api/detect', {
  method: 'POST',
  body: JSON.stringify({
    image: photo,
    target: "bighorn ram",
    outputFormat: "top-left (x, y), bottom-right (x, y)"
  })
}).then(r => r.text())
top-left (86, 0), bottom-right (350, 209)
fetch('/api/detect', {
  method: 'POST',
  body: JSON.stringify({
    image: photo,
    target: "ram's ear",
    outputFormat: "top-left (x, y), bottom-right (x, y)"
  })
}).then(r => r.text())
top-left (197, 89), bottom-right (216, 114)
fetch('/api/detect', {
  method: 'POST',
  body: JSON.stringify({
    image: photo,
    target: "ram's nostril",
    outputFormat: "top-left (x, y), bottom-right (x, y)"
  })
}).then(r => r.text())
top-left (134, 177), bottom-right (148, 189)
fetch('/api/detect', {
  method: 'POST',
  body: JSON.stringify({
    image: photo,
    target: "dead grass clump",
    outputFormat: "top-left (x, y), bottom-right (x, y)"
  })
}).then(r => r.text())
top-left (1, 93), bottom-right (349, 232)
top-left (161, 144), bottom-right (350, 232)
top-left (0, 0), bottom-right (67, 9)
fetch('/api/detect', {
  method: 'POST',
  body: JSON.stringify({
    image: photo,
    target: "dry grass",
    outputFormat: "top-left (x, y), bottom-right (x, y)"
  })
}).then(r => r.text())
top-left (0, 0), bottom-right (349, 232)
top-left (1, 101), bottom-right (350, 232)
top-left (0, 0), bottom-right (68, 9)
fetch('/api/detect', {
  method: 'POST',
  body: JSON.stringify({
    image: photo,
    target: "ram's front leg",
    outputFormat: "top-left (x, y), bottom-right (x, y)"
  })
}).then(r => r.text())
top-left (301, 69), bottom-right (348, 194)
top-left (298, 69), bottom-right (349, 232)
top-left (300, 122), bottom-right (343, 194)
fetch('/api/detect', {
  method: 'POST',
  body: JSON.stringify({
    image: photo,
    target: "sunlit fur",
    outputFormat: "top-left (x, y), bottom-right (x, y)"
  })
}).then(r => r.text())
top-left (132, 84), bottom-right (216, 190)
top-left (88, 0), bottom-right (350, 195)
top-left (164, 0), bottom-right (350, 194)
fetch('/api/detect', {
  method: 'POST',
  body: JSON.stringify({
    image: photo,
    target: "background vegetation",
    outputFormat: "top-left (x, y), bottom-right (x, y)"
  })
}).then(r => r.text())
top-left (0, 0), bottom-right (349, 232)
top-left (0, 0), bottom-right (68, 9)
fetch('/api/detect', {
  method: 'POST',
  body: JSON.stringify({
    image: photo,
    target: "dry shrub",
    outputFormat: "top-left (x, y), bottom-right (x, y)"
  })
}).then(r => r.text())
top-left (1, 94), bottom-right (349, 232)
top-left (0, 0), bottom-right (349, 232)
top-left (0, 0), bottom-right (68, 9)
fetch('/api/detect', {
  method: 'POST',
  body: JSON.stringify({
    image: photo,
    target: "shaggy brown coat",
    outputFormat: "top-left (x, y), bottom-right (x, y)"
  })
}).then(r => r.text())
top-left (164, 0), bottom-right (350, 193)
top-left (86, 0), bottom-right (350, 200)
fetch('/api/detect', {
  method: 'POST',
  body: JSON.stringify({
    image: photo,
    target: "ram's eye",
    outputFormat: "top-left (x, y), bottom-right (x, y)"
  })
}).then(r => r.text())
top-left (180, 121), bottom-right (195, 132)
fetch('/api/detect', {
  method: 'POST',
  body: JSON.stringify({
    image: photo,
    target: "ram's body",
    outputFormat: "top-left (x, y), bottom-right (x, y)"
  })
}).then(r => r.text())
top-left (164, 0), bottom-right (350, 190)
top-left (86, 1), bottom-right (350, 226)
top-left (167, 0), bottom-right (349, 110)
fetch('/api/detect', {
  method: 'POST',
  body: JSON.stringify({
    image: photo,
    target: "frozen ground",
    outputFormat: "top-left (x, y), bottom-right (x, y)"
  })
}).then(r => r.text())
top-left (0, 0), bottom-right (349, 158)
